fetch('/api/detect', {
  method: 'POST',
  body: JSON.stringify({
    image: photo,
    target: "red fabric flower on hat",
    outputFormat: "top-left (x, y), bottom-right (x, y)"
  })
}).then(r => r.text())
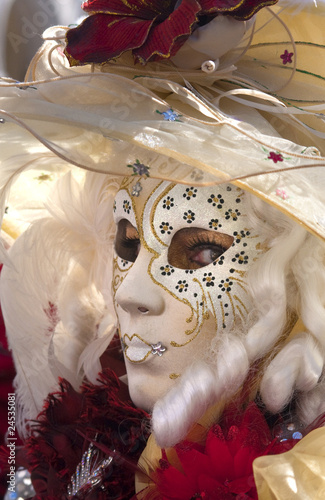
top-left (143, 403), bottom-right (299, 500)
top-left (65, 0), bottom-right (278, 66)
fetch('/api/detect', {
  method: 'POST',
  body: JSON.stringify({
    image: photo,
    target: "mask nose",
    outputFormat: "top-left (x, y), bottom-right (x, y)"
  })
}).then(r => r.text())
top-left (114, 248), bottom-right (165, 316)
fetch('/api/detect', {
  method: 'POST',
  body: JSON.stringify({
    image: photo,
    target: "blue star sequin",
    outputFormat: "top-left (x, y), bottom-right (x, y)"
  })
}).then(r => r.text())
top-left (156, 108), bottom-right (182, 122)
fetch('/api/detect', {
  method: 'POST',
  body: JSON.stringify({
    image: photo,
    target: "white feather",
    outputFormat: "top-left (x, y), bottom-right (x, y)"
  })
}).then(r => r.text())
top-left (0, 171), bottom-right (119, 437)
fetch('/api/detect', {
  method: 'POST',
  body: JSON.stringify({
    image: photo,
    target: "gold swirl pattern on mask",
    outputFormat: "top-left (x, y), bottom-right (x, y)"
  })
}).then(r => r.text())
top-left (185, 277), bottom-right (210, 331)
top-left (149, 182), bottom-right (176, 248)
top-left (119, 176), bottom-right (135, 191)
top-left (218, 298), bottom-right (226, 327)
top-left (115, 254), bottom-right (134, 273)
top-left (147, 255), bottom-right (202, 342)
top-left (114, 180), bottom-right (202, 349)
top-left (144, 181), bottom-right (217, 342)
top-left (215, 289), bottom-right (247, 326)
top-left (234, 294), bottom-right (249, 320)
top-left (112, 256), bottom-right (132, 298)
top-left (137, 181), bottom-right (200, 333)
top-left (231, 268), bottom-right (246, 278)
top-left (169, 307), bottom-right (210, 348)
top-left (115, 181), bottom-right (142, 242)
top-left (144, 183), bottom-right (247, 346)
top-left (207, 291), bottom-right (219, 330)
top-left (183, 300), bottom-right (200, 337)
top-left (230, 275), bottom-right (250, 294)
top-left (169, 279), bottom-right (211, 347)
top-left (216, 275), bottom-right (250, 326)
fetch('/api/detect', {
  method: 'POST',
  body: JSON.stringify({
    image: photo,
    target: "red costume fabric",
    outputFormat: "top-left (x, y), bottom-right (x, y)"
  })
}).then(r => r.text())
top-left (26, 369), bottom-right (150, 500)
top-left (22, 367), bottom-right (307, 500)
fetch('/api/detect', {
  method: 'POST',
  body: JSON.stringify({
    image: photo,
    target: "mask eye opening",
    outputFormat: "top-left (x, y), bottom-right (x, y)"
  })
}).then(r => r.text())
top-left (115, 219), bottom-right (140, 263)
top-left (168, 227), bottom-right (234, 270)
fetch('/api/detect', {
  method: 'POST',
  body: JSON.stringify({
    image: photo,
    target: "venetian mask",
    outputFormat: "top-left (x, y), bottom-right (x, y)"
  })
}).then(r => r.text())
top-left (112, 177), bottom-right (265, 411)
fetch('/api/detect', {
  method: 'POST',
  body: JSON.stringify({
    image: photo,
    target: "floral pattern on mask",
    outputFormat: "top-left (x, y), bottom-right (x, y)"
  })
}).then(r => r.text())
top-left (112, 188), bottom-right (137, 285)
top-left (113, 180), bottom-right (266, 348)
top-left (139, 182), bottom-right (265, 342)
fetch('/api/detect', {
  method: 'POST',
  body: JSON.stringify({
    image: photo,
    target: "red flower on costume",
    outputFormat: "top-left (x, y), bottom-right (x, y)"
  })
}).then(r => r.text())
top-left (65, 0), bottom-right (278, 66)
top-left (268, 151), bottom-right (283, 163)
top-left (145, 403), bottom-right (299, 500)
top-left (280, 49), bottom-right (293, 65)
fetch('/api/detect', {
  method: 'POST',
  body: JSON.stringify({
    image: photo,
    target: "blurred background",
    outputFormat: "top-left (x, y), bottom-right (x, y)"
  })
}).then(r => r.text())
top-left (0, 0), bottom-right (83, 80)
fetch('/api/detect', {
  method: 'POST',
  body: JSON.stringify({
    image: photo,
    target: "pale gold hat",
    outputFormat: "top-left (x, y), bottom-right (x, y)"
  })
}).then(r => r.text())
top-left (0, 1), bottom-right (324, 253)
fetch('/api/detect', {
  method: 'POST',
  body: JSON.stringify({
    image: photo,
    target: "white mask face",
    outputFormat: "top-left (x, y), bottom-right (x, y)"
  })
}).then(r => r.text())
top-left (113, 178), bottom-right (265, 411)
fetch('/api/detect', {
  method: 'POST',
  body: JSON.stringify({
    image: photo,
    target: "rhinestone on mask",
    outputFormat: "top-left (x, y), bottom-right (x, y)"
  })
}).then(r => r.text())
top-left (151, 342), bottom-right (167, 356)
top-left (131, 180), bottom-right (143, 197)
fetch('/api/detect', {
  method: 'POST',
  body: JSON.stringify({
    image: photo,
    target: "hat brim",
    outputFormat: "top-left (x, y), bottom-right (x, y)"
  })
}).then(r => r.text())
top-left (0, 4), bottom-right (325, 246)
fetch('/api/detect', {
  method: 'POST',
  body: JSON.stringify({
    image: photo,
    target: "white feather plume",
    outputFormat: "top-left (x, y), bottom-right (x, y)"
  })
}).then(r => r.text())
top-left (0, 171), bottom-right (119, 438)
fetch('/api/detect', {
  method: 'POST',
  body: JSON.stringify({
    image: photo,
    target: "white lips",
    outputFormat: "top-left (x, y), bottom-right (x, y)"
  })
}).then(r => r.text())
top-left (122, 334), bottom-right (152, 363)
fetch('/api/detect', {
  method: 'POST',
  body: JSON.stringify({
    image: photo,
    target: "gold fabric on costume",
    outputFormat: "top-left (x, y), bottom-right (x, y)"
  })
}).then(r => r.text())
top-left (136, 401), bottom-right (225, 493)
top-left (254, 427), bottom-right (325, 500)
top-left (137, 427), bottom-right (325, 498)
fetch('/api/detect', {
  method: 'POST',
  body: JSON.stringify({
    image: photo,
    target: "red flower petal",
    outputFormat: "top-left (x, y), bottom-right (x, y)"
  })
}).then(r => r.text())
top-left (199, 0), bottom-right (250, 12)
top-left (239, 403), bottom-right (272, 447)
top-left (82, 0), bottom-right (172, 19)
top-left (197, 473), bottom-right (232, 499)
top-left (228, 475), bottom-right (257, 497)
top-left (65, 13), bottom-right (154, 65)
top-left (176, 444), bottom-right (215, 481)
top-left (133, 0), bottom-right (201, 63)
top-left (205, 426), bottom-right (235, 482)
top-left (228, 0), bottom-right (278, 20)
top-left (155, 464), bottom-right (197, 498)
top-left (233, 446), bottom-right (258, 477)
top-left (199, 0), bottom-right (278, 19)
